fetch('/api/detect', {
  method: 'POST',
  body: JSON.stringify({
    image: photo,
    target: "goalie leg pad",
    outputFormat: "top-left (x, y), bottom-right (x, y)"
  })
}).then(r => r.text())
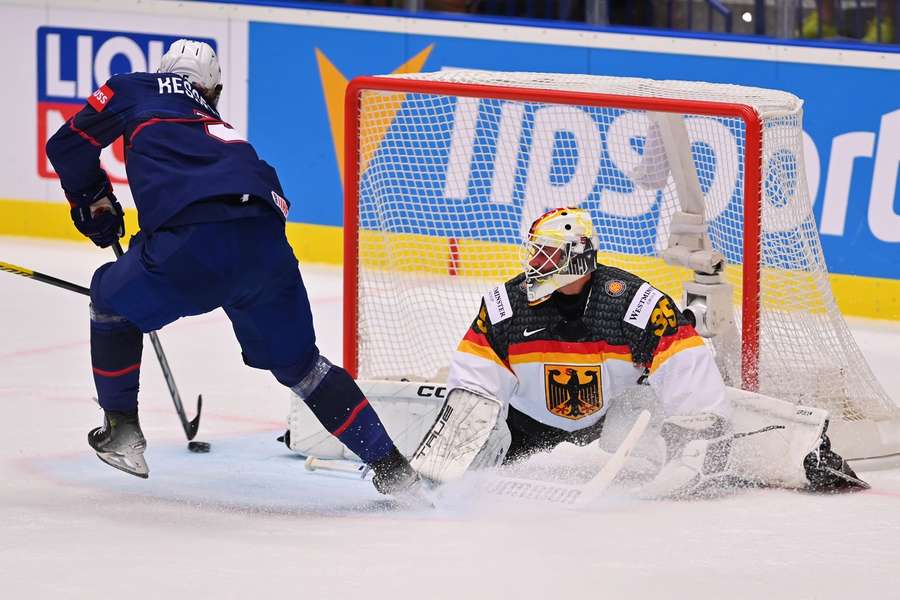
top-left (409, 388), bottom-right (503, 483)
top-left (644, 389), bottom-right (861, 496)
top-left (284, 352), bottom-right (395, 465)
top-left (726, 389), bottom-right (832, 489)
top-left (639, 389), bottom-right (868, 498)
top-left (469, 417), bottom-right (512, 471)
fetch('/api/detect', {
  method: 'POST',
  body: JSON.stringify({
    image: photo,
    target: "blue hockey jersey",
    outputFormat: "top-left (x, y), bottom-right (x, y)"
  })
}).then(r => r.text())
top-left (46, 72), bottom-right (289, 234)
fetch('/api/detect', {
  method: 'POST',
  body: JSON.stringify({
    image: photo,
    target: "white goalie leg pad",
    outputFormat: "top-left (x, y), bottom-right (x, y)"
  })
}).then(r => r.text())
top-left (726, 388), bottom-right (829, 489)
top-left (468, 416), bottom-right (512, 471)
top-left (640, 388), bottom-right (831, 498)
top-left (288, 393), bottom-right (351, 459)
top-left (409, 388), bottom-right (503, 483)
top-left (287, 380), bottom-right (447, 459)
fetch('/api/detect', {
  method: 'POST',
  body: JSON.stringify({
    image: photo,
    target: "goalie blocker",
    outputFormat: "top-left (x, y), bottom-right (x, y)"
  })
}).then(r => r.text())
top-left (284, 381), bottom-right (868, 496)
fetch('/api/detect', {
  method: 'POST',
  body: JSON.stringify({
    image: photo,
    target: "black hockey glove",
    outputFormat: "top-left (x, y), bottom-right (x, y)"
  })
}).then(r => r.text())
top-left (69, 189), bottom-right (125, 249)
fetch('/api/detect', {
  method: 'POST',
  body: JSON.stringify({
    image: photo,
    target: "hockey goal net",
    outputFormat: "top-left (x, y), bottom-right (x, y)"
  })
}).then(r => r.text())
top-left (344, 70), bottom-right (900, 461)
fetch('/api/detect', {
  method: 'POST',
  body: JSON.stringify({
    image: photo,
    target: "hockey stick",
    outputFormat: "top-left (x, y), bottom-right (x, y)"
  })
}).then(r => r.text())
top-left (0, 260), bottom-right (91, 295)
top-left (111, 241), bottom-right (204, 443)
top-left (572, 409), bottom-right (651, 506)
top-left (305, 455), bottom-right (586, 505)
top-left (304, 455), bottom-right (368, 477)
top-left (1, 250), bottom-right (203, 444)
top-left (303, 410), bottom-right (652, 507)
top-left (478, 409), bottom-right (651, 507)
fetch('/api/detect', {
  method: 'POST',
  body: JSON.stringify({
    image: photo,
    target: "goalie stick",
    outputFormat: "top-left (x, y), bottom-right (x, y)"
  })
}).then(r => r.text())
top-left (1, 248), bottom-right (204, 447)
top-left (305, 455), bottom-right (369, 476)
top-left (480, 410), bottom-right (651, 507)
top-left (304, 410), bottom-right (652, 507)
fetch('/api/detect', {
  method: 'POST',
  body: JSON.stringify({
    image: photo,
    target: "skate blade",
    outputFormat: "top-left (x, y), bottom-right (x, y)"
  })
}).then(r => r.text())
top-left (95, 450), bottom-right (149, 479)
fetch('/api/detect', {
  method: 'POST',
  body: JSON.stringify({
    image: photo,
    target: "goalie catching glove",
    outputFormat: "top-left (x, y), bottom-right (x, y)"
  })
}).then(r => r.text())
top-left (639, 413), bottom-right (736, 499)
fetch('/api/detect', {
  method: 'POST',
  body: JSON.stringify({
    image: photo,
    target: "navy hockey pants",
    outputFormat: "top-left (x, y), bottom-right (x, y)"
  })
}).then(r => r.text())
top-left (88, 212), bottom-right (316, 411)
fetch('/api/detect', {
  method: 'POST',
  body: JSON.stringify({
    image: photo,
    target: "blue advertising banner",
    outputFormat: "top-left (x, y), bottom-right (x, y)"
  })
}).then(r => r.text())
top-left (248, 20), bottom-right (900, 281)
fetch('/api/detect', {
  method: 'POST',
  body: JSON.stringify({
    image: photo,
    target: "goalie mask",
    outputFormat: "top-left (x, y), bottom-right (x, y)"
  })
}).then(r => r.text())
top-left (158, 39), bottom-right (222, 107)
top-left (522, 207), bottom-right (599, 304)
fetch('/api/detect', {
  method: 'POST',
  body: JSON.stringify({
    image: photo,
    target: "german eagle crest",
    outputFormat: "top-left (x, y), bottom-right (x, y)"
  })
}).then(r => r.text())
top-left (544, 365), bottom-right (603, 419)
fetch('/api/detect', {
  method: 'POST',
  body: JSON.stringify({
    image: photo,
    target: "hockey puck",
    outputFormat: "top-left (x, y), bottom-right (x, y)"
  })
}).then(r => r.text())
top-left (188, 441), bottom-right (211, 453)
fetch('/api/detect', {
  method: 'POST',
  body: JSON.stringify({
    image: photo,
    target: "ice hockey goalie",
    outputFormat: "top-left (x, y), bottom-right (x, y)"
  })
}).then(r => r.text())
top-left (287, 207), bottom-right (869, 499)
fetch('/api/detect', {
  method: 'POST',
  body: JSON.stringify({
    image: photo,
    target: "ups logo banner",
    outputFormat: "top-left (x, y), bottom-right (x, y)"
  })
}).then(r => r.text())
top-left (544, 365), bottom-right (603, 420)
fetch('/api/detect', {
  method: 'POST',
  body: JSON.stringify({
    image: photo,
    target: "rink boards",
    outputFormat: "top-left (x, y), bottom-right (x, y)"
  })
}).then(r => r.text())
top-left (0, 0), bottom-right (897, 318)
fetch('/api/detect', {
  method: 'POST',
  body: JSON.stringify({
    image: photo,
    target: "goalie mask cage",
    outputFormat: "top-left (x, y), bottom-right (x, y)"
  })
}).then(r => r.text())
top-left (344, 70), bottom-right (900, 462)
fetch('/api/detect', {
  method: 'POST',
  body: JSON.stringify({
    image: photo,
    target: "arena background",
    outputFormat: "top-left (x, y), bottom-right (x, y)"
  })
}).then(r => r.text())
top-left (2, 0), bottom-right (898, 319)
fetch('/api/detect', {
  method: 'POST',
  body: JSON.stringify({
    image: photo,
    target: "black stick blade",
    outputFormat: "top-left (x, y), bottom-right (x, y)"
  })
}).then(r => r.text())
top-left (186, 394), bottom-right (202, 440)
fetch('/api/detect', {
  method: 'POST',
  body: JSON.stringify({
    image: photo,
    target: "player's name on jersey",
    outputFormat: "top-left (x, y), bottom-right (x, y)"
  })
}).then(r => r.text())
top-left (157, 75), bottom-right (215, 114)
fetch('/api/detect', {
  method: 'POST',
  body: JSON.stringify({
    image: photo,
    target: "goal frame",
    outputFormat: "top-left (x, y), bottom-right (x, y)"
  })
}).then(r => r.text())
top-left (343, 75), bottom-right (763, 389)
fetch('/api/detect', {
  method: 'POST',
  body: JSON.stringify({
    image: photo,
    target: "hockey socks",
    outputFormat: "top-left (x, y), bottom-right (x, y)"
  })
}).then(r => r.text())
top-left (90, 304), bottom-right (143, 412)
top-left (284, 354), bottom-right (395, 465)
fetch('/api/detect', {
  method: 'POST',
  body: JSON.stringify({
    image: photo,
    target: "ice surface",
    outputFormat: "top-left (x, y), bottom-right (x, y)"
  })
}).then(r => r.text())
top-left (1, 236), bottom-right (899, 599)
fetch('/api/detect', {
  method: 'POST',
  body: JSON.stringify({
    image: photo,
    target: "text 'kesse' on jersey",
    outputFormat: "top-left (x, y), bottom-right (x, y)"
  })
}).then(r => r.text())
top-left (446, 266), bottom-right (730, 433)
top-left (45, 72), bottom-right (289, 234)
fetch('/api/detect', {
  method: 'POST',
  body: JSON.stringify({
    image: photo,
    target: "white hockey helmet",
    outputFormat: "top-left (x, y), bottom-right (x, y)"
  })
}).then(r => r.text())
top-left (158, 39), bottom-right (221, 93)
top-left (522, 207), bottom-right (599, 304)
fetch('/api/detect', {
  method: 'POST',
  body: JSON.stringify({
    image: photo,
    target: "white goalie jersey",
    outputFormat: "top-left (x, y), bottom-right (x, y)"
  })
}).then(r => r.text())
top-left (448, 268), bottom-right (730, 432)
top-left (287, 271), bottom-right (856, 492)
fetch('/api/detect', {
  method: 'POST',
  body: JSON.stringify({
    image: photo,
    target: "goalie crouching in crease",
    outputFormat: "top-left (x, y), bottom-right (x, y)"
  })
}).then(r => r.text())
top-left (44, 39), bottom-right (420, 499)
top-left (398, 207), bottom-right (869, 499)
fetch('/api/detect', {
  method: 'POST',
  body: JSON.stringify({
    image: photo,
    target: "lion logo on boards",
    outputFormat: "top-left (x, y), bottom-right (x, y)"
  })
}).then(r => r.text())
top-left (605, 279), bottom-right (626, 297)
top-left (544, 365), bottom-right (603, 419)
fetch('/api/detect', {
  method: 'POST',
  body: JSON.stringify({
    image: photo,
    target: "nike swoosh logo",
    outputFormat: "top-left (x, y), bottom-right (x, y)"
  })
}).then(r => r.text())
top-left (523, 328), bottom-right (546, 337)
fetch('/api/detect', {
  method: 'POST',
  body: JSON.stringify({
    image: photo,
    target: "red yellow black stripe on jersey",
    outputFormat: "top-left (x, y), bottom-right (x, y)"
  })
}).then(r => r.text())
top-left (507, 339), bottom-right (632, 366)
top-left (458, 322), bottom-right (705, 374)
top-left (457, 329), bottom-right (512, 371)
top-left (648, 324), bottom-right (706, 373)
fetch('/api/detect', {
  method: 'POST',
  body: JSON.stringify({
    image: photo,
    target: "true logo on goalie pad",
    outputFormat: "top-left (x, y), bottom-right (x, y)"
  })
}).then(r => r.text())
top-left (411, 404), bottom-right (453, 461)
top-left (544, 365), bottom-right (603, 420)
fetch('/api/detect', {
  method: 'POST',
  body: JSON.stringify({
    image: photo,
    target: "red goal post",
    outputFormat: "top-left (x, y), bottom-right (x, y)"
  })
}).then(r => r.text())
top-left (342, 70), bottom-right (899, 462)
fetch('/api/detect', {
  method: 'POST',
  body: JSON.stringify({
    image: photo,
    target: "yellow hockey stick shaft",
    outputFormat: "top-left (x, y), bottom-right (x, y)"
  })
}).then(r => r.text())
top-left (0, 260), bottom-right (90, 296)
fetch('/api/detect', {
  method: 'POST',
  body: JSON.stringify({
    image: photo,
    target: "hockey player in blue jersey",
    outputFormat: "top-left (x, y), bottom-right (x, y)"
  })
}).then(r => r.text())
top-left (45, 39), bottom-right (418, 496)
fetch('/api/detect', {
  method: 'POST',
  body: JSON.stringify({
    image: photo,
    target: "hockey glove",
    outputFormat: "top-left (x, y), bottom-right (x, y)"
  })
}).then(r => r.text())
top-left (70, 193), bottom-right (125, 248)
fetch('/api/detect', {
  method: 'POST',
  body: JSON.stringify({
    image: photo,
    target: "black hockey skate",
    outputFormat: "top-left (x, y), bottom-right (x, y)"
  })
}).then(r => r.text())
top-left (370, 447), bottom-right (432, 506)
top-left (88, 410), bottom-right (149, 479)
top-left (803, 427), bottom-right (869, 493)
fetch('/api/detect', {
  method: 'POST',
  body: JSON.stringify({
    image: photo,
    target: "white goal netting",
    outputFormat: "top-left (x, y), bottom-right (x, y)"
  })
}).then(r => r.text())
top-left (346, 70), bottom-right (899, 460)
